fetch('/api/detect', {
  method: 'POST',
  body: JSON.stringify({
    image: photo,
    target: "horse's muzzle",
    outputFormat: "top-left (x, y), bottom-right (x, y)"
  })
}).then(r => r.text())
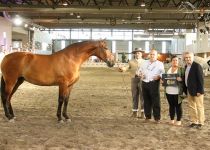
top-left (106, 60), bottom-right (115, 67)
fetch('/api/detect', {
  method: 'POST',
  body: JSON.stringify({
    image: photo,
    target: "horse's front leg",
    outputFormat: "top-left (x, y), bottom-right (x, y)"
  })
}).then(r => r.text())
top-left (62, 96), bottom-right (70, 122)
top-left (57, 85), bottom-right (72, 122)
top-left (57, 95), bottom-right (64, 122)
top-left (62, 86), bottom-right (73, 122)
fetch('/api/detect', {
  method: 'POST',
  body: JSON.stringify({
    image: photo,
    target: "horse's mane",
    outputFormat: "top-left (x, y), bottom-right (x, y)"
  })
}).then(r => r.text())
top-left (64, 40), bottom-right (100, 50)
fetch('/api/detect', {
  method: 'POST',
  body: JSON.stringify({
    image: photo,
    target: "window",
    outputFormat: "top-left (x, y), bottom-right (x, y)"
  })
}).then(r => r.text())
top-left (71, 29), bottom-right (91, 39)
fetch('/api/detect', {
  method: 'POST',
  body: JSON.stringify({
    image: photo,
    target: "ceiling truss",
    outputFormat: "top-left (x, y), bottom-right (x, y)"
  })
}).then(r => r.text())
top-left (0, 0), bottom-right (210, 29)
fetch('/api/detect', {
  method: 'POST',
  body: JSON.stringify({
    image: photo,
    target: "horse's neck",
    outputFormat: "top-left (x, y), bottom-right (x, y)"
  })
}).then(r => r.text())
top-left (63, 45), bottom-right (96, 64)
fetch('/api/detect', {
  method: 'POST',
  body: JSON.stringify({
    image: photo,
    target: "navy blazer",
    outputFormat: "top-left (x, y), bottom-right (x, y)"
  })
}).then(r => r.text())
top-left (184, 61), bottom-right (204, 96)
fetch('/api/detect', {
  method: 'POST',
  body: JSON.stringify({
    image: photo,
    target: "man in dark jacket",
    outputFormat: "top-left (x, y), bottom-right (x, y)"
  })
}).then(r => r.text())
top-left (183, 51), bottom-right (205, 129)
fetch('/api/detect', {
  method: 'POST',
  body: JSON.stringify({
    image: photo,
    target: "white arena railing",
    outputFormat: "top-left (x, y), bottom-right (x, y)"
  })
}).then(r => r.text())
top-left (82, 62), bottom-right (126, 68)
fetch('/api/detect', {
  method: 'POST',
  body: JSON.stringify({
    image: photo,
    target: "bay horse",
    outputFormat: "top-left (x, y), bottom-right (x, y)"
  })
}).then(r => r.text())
top-left (1, 40), bottom-right (115, 122)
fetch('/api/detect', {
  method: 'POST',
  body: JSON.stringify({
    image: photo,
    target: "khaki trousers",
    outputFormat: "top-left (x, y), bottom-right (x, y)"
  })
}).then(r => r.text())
top-left (187, 92), bottom-right (205, 125)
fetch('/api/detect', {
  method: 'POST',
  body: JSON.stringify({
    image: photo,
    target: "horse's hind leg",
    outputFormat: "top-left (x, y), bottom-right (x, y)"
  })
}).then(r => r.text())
top-left (1, 76), bottom-right (23, 120)
top-left (1, 77), bottom-right (11, 119)
top-left (8, 77), bottom-right (24, 118)
top-left (1, 77), bottom-right (15, 120)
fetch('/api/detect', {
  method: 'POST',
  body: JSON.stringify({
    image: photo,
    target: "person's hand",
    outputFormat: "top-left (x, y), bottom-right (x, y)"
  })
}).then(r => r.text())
top-left (160, 79), bottom-right (163, 84)
top-left (153, 75), bottom-right (160, 80)
top-left (177, 77), bottom-right (182, 81)
top-left (197, 93), bottom-right (201, 97)
top-left (135, 71), bottom-right (142, 78)
top-left (118, 66), bottom-right (126, 72)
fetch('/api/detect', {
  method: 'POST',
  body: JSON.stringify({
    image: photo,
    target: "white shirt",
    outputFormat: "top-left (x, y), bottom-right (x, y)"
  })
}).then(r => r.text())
top-left (165, 67), bottom-right (179, 95)
top-left (137, 60), bottom-right (165, 82)
top-left (185, 64), bottom-right (191, 87)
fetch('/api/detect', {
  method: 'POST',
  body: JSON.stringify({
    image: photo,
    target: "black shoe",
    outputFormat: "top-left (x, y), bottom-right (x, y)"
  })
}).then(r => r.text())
top-left (188, 123), bottom-right (197, 128)
top-left (196, 124), bottom-right (203, 129)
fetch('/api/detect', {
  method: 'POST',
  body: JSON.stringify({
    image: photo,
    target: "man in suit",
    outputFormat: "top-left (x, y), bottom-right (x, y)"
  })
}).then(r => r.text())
top-left (183, 51), bottom-right (205, 129)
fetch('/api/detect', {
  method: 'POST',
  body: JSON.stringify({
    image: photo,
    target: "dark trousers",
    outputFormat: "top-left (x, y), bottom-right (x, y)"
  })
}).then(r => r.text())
top-left (131, 77), bottom-right (144, 111)
top-left (166, 94), bottom-right (183, 121)
top-left (142, 81), bottom-right (160, 120)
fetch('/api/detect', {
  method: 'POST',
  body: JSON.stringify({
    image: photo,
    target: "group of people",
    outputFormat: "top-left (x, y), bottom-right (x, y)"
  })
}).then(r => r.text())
top-left (119, 49), bottom-right (205, 129)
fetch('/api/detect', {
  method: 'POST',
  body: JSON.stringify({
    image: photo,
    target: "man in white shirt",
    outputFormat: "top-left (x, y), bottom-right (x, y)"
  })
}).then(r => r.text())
top-left (136, 50), bottom-right (165, 123)
top-left (119, 48), bottom-right (145, 118)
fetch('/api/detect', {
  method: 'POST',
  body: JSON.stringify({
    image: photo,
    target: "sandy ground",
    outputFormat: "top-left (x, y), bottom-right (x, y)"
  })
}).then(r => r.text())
top-left (0, 67), bottom-right (210, 150)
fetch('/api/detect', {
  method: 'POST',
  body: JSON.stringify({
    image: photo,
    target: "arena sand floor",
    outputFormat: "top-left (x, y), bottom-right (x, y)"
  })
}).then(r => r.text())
top-left (0, 67), bottom-right (210, 150)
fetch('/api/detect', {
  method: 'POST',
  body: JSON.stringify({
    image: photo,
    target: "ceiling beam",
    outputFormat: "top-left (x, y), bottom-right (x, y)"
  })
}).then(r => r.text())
top-left (29, 18), bottom-right (198, 24)
top-left (0, 6), bottom-right (209, 14)
top-left (39, 23), bottom-right (195, 29)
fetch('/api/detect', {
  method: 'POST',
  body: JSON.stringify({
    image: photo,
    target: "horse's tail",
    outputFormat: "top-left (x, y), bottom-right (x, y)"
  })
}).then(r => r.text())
top-left (1, 76), bottom-right (5, 107)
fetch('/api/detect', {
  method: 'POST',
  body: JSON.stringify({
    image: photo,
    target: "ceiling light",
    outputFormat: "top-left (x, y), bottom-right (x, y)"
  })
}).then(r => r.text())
top-left (63, 2), bottom-right (68, 6)
top-left (140, 1), bottom-right (145, 7)
top-left (174, 32), bottom-right (178, 35)
top-left (13, 16), bottom-right (22, 26)
top-left (24, 24), bottom-right (28, 28)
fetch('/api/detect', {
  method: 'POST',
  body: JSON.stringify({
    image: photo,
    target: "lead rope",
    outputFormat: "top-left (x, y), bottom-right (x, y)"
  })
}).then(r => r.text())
top-left (113, 62), bottom-right (131, 101)
top-left (100, 61), bottom-right (132, 102)
top-left (120, 72), bottom-right (132, 101)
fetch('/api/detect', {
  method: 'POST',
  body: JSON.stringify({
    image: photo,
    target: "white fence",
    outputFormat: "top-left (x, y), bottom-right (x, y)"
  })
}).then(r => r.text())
top-left (82, 62), bottom-right (126, 68)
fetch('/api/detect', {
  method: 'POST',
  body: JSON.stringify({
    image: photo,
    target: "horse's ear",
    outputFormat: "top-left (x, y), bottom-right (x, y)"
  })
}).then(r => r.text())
top-left (98, 39), bottom-right (106, 47)
top-left (102, 38), bottom-right (106, 43)
top-left (102, 39), bottom-right (107, 45)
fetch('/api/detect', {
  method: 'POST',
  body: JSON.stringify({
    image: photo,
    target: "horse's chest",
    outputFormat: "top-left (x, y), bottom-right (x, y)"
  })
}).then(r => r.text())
top-left (59, 71), bottom-right (79, 85)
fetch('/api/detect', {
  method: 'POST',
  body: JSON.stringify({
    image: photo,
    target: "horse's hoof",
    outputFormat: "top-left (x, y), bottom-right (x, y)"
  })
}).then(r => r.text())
top-left (58, 120), bottom-right (64, 124)
top-left (65, 119), bottom-right (72, 123)
top-left (8, 118), bottom-right (15, 123)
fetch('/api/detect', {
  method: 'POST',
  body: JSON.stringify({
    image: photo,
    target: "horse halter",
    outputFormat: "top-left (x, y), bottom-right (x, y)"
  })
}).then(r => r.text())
top-left (97, 41), bottom-right (115, 67)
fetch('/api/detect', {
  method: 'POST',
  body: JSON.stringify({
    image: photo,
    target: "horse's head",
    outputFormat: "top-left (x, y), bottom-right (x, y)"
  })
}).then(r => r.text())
top-left (96, 40), bottom-right (115, 67)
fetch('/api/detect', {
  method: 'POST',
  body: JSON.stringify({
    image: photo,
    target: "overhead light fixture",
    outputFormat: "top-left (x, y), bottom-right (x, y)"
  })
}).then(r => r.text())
top-left (77, 15), bottom-right (80, 18)
top-left (140, 0), bottom-right (145, 7)
top-left (62, 2), bottom-right (68, 6)
top-left (24, 24), bottom-right (28, 28)
top-left (110, 18), bottom-right (116, 26)
top-left (13, 15), bottom-right (22, 26)
top-left (174, 32), bottom-right (178, 35)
